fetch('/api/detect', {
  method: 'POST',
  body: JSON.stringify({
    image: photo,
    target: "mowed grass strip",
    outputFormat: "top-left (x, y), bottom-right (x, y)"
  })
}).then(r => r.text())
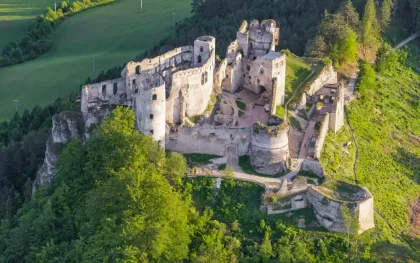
top-left (0, 0), bottom-right (53, 48)
top-left (0, 0), bottom-right (191, 120)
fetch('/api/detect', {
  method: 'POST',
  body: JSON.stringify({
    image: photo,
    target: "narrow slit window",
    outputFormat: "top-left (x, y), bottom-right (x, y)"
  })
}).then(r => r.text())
top-left (150, 114), bottom-right (154, 119)
top-left (113, 83), bottom-right (118, 95)
top-left (197, 55), bottom-right (202, 63)
top-left (102, 85), bottom-right (106, 94)
top-left (200, 46), bottom-right (203, 52)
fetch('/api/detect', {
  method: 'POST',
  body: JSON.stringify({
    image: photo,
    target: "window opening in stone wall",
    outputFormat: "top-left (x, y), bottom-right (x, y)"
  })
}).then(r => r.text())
top-left (102, 85), bottom-right (106, 95)
top-left (113, 83), bottom-right (118, 95)
top-left (197, 55), bottom-right (202, 63)
top-left (247, 65), bottom-right (250, 71)
top-left (132, 79), bottom-right (136, 85)
top-left (201, 72), bottom-right (208, 85)
top-left (135, 88), bottom-right (139, 94)
top-left (135, 65), bottom-right (141, 75)
top-left (150, 114), bottom-right (153, 119)
top-left (152, 94), bottom-right (157, 100)
top-left (150, 130), bottom-right (154, 135)
top-left (253, 56), bottom-right (257, 61)
top-left (200, 46), bottom-right (203, 52)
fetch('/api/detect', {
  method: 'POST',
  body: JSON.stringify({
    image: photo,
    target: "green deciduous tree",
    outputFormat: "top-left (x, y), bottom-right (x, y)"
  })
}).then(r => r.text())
top-left (361, 0), bottom-right (381, 58)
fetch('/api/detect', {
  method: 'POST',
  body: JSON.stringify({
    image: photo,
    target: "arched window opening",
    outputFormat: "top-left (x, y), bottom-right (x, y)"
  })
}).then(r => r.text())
top-left (135, 65), bottom-right (141, 75)
top-left (197, 55), bottom-right (202, 64)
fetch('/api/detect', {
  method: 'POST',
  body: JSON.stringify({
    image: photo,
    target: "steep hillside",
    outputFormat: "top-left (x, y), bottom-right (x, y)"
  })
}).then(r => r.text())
top-left (321, 52), bottom-right (420, 261)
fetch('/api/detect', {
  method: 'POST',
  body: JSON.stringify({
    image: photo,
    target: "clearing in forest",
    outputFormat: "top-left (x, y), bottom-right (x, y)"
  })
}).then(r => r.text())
top-left (0, 0), bottom-right (191, 120)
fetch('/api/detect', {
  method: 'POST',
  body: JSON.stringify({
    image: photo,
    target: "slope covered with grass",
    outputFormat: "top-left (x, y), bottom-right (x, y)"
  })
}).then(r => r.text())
top-left (320, 53), bottom-right (420, 261)
top-left (0, 0), bottom-right (190, 120)
top-left (0, 0), bottom-right (53, 48)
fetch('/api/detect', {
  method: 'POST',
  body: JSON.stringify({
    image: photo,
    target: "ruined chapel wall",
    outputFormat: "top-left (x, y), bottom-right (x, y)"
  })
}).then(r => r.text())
top-left (306, 64), bottom-right (337, 96)
top-left (315, 113), bottom-right (329, 159)
top-left (165, 124), bottom-right (251, 156)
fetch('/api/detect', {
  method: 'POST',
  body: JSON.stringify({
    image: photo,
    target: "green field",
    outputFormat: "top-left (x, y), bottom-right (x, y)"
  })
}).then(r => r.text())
top-left (0, 0), bottom-right (54, 48)
top-left (0, 0), bottom-right (191, 120)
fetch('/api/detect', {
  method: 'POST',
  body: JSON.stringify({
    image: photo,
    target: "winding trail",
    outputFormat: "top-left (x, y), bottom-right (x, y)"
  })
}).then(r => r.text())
top-left (392, 31), bottom-right (420, 51)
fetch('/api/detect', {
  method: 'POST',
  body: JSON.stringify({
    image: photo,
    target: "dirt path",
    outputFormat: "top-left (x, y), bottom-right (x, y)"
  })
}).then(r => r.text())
top-left (392, 31), bottom-right (420, 51)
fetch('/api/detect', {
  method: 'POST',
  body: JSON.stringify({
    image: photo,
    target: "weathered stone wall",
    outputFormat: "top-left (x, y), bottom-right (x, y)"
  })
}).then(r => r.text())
top-left (124, 45), bottom-right (193, 78)
top-left (223, 53), bottom-right (243, 93)
top-left (171, 49), bottom-right (215, 119)
top-left (194, 36), bottom-right (215, 67)
top-left (315, 113), bottom-right (329, 159)
top-left (306, 64), bottom-right (337, 96)
top-left (358, 188), bottom-right (375, 233)
top-left (165, 123), bottom-right (251, 156)
top-left (306, 186), bottom-right (375, 234)
top-left (300, 159), bottom-right (325, 176)
top-left (249, 124), bottom-right (289, 174)
top-left (306, 187), bottom-right (346, 232)
top-left (329, 83), bottom-right (345, 133)
top-left (33, 111), bottom-right (84, 191)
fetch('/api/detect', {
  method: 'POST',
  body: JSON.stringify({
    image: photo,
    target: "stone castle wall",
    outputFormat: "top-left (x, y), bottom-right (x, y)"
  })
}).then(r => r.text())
top-left (306, 186), bottom-right (374, 234)
top-left (315, 113), bottom-right (330, 158)
top-left (306, 64), bottom-right (337, 96)
top-left (165, 123), bottom-right (251, 156)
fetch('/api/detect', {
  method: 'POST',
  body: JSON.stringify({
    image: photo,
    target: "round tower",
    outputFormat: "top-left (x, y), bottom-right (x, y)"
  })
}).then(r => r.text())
top-left (249, 122), bottom-right (289, 175)
top-left (134, 80), bottom-right (166, 148)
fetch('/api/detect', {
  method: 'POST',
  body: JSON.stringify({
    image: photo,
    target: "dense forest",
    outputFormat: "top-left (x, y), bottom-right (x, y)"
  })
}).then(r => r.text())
top-left (0, 0), bottom-right (419, 261)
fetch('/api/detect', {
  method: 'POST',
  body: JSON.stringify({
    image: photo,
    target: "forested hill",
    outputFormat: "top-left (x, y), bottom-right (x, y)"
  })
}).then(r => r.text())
top-left (143, 0), bottom-right (345, 58)
top-left (0, 0), bottom-right (420, 261)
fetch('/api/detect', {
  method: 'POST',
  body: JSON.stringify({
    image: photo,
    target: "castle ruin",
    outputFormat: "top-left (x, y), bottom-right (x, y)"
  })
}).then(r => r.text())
top-left (34, 19), bottom-right (373, 234)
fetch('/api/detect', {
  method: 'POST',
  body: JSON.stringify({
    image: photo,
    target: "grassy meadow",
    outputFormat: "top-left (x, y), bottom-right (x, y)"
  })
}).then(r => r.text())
top-left (0, 0), bottom-right (191, 120)
top-left (0, 0), bottom-right (54, 48)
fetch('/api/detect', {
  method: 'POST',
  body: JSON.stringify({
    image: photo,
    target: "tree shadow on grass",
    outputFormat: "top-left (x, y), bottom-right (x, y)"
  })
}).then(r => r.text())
top-left (391, 147), bottom-right (420, 184)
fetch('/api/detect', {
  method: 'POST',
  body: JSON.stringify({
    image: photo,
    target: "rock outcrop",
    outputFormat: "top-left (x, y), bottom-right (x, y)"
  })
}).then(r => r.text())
top-left (33, 111), bottom-right (84, 191)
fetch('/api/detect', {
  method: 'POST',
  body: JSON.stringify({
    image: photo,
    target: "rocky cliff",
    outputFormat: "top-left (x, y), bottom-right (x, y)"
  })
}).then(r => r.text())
top-left (33, 111), bottom-right (84, 191)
